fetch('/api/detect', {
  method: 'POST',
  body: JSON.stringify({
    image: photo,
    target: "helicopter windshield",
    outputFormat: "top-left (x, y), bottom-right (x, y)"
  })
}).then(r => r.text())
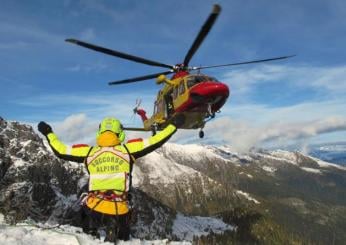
top-left (187, 75), bottom-right (219, 88)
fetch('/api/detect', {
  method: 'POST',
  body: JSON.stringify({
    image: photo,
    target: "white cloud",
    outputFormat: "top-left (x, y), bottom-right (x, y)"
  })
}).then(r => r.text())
top-left (0, 22), bottom-right (63, 45)
top-left (52, 113), bottom-right (97, 145)
top-left (65, 61), bottom-right (109, 73)
top-left (201, 116), bottom-right (346, 152)
top-left (221, 64), bottom-right (346, 99)
top-left (46, 111), bottom-right (346, 153)
top-left (49, 113), bottom-right (155, 146)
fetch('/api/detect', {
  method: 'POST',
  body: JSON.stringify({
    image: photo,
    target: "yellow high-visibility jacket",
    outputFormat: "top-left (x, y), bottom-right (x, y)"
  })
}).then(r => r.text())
top-left (45, 124), bottom-right (177, 215)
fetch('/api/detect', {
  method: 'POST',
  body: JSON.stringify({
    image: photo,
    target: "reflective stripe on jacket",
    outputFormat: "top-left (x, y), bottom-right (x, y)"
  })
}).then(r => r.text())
top-left (46, 124), bottom-right (176, 175)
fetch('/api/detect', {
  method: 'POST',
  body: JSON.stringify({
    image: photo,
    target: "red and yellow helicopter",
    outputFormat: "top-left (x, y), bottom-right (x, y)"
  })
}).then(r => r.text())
top-left (66, 4), bottom-right (293, 138)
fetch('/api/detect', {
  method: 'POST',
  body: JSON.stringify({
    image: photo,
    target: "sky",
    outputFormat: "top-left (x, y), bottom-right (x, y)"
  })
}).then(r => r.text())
top-left (1, 0), bottom-right (346, 151)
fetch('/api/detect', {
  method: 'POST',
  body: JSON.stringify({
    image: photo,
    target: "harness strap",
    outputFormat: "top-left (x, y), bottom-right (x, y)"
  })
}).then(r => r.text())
top-left (84, 146), bottom-right (94, 174)
top-left (123, 144), bottom-right (134, 206)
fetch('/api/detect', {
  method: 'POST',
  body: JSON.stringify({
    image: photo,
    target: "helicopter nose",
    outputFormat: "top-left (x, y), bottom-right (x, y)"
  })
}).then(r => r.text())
top-left (190, 81), bottom-right (229, 103)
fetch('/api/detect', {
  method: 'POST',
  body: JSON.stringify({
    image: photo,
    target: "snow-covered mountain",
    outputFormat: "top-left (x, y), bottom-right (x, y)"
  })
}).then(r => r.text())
top-left (308, 142), bottom-right (346, 165)
top-left (1, 118), bottom-right (346, 244)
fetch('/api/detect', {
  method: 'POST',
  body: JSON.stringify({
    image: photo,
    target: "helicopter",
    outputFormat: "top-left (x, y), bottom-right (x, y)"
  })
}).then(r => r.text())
top-left (66, 4), bottom-right (293, 138)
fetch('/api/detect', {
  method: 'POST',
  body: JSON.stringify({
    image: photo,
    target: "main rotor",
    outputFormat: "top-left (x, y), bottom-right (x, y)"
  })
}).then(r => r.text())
top-left (66, 4), bottom-right (293, 86)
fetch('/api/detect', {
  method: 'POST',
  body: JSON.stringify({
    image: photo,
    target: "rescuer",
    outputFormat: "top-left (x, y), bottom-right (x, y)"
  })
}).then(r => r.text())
top-left (38, 116), bottom-right (183, 242)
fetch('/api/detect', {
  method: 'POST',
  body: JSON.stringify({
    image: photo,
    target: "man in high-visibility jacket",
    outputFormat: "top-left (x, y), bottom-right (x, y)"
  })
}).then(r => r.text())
top-left (38, 116), bottom-right (182, 242)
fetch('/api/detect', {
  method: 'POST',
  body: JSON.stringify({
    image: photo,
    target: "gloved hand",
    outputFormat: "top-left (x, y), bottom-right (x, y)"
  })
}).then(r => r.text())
top-left (38, 121), bottom-right (53, 136)
top-left (171, 114), bottom-right (185, 128)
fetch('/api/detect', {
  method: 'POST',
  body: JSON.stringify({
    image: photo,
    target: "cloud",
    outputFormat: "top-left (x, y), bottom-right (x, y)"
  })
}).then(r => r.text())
top-left (65, 61), bottom-right (109, 73)
top-left (204, 116), bottom-right (346, 152)
top-left (50, 113), bottom-right (154, 146)
top-left (46, 111), bottom-right (346, 154)
top-left (53, 113), bottom-right (98, 145)
top-left (221, 64), bottom-right (346, 99)
top-left (0, 22), bottom-right (63, 46)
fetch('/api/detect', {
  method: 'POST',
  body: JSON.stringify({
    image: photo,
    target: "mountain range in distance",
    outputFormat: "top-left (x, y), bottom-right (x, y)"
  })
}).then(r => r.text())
top-left (1, 118), bottom-right (346, 244)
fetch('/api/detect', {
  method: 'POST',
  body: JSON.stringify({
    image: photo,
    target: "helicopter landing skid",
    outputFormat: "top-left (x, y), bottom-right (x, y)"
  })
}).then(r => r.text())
top-left (199, 109), bottom-right (218, 138)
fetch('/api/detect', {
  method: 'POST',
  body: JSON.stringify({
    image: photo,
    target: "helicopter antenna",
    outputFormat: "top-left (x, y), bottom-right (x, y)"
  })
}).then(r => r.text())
top-left (133, 99), bottom-right (142, 114)
top-left (130, 98), bottom-right (142, 123)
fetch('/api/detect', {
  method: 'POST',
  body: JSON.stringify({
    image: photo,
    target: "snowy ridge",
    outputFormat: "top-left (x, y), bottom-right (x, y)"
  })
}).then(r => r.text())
top-left (235, 190), bottom-right (260, 204)
top-left (172, 213), bottom-right (234, 241)
top-left (133, 151), bottom-right (199, 186)
top-left (309, 156), bottom-right (346, 171)
top-left (0, 212), bottom-right (233, 244)
top-left (161, 143), bottom-right (229, 164)
top-left (262, 165), bottom-right (277, 173)
top-left (0, 215), bottom-right (190, 245)
top-left (256, 150), bottom-right (297, 165)
top-left (301, 167), bottom-right (322, 174)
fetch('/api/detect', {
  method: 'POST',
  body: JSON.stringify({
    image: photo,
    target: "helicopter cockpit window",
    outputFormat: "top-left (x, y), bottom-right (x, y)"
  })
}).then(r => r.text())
top-left (154, 102), bottom-right (158, 114)
top-left (187, 75), bottom-right (219, 88)
top-left (178, 81), bottom-right (185, 95)
top-left (173, 86), bottom-right (178, 99)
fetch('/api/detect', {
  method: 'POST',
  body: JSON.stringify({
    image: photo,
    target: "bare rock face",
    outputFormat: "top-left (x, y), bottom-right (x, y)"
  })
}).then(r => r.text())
top-left (0, 118), bottom-right (84, 223)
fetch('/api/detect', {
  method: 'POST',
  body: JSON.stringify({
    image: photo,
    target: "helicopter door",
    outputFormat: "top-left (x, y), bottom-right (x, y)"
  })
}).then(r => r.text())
top-left (164, 89), bottom-right (174, 118)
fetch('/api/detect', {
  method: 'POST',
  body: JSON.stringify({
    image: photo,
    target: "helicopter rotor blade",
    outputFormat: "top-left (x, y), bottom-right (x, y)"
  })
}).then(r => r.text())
top-left (66, 39), bottom-right (174, 69)
top-left (192, 55), bottom-right (296, 70)
top-left (108, 71), bottom-right (173, 86)
top-left (183, 4), bottom-right (221, 66)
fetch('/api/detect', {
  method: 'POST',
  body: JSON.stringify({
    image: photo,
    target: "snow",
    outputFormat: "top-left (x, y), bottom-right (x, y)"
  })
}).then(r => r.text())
top-left (11, 157), bottom-right (27, 167)
top-left (163, 143), bottom-right (227, 163)
top-left (309, 157), bottom-right (346, 171)
top-left (258, 150), bottom-right (297, 165)
top-left (239, 172), bottom-right (254, 178)
top-left (133, 151), bottom-right (201, 186)
top-left (301, 167), bottom-right (322, 174)
top-left (270, 150), bottom-right (298, 163)
top-left (172, 213), bottom-right (235, 241)
top-left (20, 140), bottom-right (32, 148)
top-left (236, 190), bottom-right (260, 204)
top-left (318, 144), bottom-right (346, 152)
top-left (0, 214), bottom-right (191, 245)
top-left (262, 166), bottom-right (277, 173)
top-left (0, 225), bottom-right (82, 245)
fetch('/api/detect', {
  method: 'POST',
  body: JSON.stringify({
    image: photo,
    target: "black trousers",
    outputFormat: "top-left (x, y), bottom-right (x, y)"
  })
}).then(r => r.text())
top-left (81, 206), bottom-right (130, 242)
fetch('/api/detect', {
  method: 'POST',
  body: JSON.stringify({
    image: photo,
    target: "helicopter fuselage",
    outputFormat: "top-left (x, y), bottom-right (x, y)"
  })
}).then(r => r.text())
top-left (141, 73), bottom-right (229, 131)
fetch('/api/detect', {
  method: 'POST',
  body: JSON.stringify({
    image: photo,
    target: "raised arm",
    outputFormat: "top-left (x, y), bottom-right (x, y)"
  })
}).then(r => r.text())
top-left (125, 124), bottom-right (177, 159)
top-left (38, 121), bottom-right (91, 163)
